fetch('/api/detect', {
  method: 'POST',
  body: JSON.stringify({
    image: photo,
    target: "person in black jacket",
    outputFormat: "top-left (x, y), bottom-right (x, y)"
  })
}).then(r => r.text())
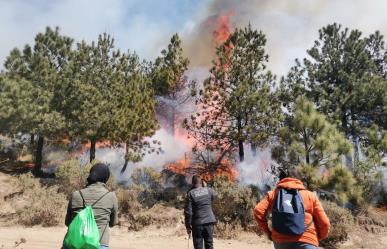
top-left (184, 175), bottom-right (217, 249)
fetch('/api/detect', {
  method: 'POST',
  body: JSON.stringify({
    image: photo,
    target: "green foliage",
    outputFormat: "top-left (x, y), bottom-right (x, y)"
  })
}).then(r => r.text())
top-left (151, 33), bottom-right (190, 96)
top-left (56, 159), bottom-right (117, 196)
top-left (56, 159), bottom-right (92, 197)
top-left (59, 33), bottom-right (158, 164)
top-left (273, 97), bottom-right (360, 204)
top-left (323, 165), bottom-right (363, 205)
top-left (151, 33), bottom-right (195, 136)
top-left (273, 97), bottom-right (352, 170)
top-left (2, 27), bottom-right (73, 170)
top-left (281, 23), bottom-right (387, 169)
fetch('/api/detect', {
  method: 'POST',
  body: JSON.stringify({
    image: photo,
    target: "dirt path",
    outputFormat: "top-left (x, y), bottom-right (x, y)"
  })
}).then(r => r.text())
top-left (0, 226), bottom-right (273, 249)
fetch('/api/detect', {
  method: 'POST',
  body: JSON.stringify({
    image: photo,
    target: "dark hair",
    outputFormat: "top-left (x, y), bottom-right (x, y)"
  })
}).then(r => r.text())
top-left (192, 175), bottom-right (202, 185)
top-left (87, 163), bottom-right (110, 185)
top-left (279, 167), bottom-right (300, 180)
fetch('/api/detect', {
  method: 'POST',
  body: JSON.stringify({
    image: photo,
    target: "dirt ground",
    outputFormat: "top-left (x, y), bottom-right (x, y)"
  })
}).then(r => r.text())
top-left (1, 172), bottom-right (387, 249)
top-left (0, 225), bottom-right (274, 249)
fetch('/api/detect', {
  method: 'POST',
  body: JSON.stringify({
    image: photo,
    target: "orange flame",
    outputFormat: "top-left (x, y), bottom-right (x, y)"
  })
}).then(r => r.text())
top-left (165, 153), bottom-right (239, 182)
top-left (165, 10), bottom-right (238, 182)
top-left (212, 10), bottom-right (234, 47)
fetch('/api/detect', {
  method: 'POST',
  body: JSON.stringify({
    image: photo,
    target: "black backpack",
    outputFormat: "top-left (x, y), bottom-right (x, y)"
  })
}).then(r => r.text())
top-left (272, 188), bottom-right (306, 235)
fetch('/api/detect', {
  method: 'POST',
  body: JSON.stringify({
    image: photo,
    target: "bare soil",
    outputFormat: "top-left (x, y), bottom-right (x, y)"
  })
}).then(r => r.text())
top-left (0, 225), bottom-right (273, 249)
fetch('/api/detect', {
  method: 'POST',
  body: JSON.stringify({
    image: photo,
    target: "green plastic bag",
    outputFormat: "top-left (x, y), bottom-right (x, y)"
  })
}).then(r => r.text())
top-left (63, 206), bottom-right (100, 249)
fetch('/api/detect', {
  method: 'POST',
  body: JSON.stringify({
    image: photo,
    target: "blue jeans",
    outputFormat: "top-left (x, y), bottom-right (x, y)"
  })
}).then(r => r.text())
top-left (273, 242), bottom-right (317, 249)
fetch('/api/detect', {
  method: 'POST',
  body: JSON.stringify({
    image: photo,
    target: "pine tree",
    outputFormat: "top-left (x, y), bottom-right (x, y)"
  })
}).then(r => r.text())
top-left (151, 34), bottom-right (195, 136)
top-left (60, 34), bottom-right (159, 166)
top-left (3, 27), bottom-right (73, 173)
top-left (106, 52), bottom-right (159, 172)
top-left (272, 97), bottom-right (352, 170)
top-left (272, 97), bottom-right (360, 204)
top-left (184, 24), bottom-right (282, 164)
top-left (281, 23), bottom-right (387, 167)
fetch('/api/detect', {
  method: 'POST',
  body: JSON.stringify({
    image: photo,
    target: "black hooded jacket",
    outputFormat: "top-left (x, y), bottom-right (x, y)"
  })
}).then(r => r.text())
top-left (184, 186), bottom-right (217, 228)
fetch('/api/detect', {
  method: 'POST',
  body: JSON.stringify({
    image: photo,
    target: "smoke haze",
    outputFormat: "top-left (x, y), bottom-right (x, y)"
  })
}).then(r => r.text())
top-left (183, 0), bottom-right (387, 75)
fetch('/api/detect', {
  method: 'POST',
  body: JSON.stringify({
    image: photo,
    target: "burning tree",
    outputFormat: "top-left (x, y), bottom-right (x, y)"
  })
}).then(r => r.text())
top-left (151, 34), bottom-right (196, 136)
top-left (184, 24), bottom-right (282, 169)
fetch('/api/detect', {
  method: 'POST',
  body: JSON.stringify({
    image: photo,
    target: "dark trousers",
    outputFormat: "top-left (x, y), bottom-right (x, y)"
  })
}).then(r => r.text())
top-left (192, 223), bottom-right (214, 249)
top-left (273, 242), bottom-right (317, 249)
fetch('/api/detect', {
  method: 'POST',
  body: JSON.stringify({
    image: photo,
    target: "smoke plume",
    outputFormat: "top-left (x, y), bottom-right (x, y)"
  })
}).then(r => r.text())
top-left (183, 0), bottom-right (387, 76)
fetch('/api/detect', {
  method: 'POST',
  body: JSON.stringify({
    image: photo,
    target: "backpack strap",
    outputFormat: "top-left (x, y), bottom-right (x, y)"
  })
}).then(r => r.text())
top-left (79, 190), bottom-right (86, 208)
top-left (78, 190), bottom-right (110, 207)
top-left (91, 191), bottom-right (110, 207)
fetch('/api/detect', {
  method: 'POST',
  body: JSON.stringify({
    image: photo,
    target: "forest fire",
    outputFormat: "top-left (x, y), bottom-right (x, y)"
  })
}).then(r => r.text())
top-left (165, 153), bottom-right (239, 182)
top-left (163, 10), bottom-right (239, 182)
top-left (212, 10), bottom-right (234, 46)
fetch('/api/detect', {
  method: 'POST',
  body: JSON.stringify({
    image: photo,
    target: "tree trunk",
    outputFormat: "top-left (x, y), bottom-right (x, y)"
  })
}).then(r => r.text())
top-left (30, 134), bottom-right (35, 145)
top-left (34, 136), bottom-right (44, 173)
top-left (237, 118), bottom-right (244, 162)
top-left (303, 129), bottom-right (310, 165)
top-left (89, 138), bottom-right (96, 163)
top-left (251, 143), bottom-right (257, 157)
top-left (121, 142), bottom-right (130, 173)
top-left (341, 109), bottom-right (353, 168)
top-left (171, 105), bottom-right (176, 137)
top-left (239, 139), bottom-right (244, 162)
top-left (121, 159), bottom-right (129, 173)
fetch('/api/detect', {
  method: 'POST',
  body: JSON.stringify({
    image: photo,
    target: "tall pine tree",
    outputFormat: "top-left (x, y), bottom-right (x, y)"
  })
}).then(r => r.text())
top-left (184, 25), bottom-right (282, 164)
top-left (151, 34), bottom-right (195, 136)
top-left (3, 27), bottom-right (73, 173)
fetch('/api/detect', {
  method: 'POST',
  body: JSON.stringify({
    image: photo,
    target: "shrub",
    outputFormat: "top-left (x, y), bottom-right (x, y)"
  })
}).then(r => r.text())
top-left (56, 159), bottom-right (117, 196)
top-left (15, 173), bottom-right (67, 227)
top-left (212, 176), bottom-right (259, 238)
top-left (320, 201), bottom-right (354, 249)
top-left (130, 167), bottom-right (163, 208)
top-left (56, 159), bottom-right (92, 197)
top-left (215, 221), bottom-right (242, 239)
top-left (116, 188), bottom-right (142, 215)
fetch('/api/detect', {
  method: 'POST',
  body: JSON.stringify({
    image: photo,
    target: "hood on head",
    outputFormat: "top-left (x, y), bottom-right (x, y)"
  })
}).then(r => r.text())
top-left (276, 177), bottom-right (305, 190)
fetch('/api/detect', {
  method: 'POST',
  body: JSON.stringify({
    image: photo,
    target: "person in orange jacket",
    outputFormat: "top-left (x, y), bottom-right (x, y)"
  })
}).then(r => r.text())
top-left (254, 169), bottom-right (330, 249)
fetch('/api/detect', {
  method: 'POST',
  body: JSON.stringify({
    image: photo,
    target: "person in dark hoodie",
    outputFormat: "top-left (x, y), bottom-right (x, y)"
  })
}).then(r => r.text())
top-left (254, 168), bottom-right (330, 249)
top-left (184, 175), bottom-right (217, 249)
top-left (63, 163), bottom-right (118, 249)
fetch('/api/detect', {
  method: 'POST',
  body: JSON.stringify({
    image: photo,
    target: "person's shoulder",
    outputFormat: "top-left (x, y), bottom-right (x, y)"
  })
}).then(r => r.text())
top-left (300, 189), bottom-right (318, 200)
top-left (266, 190), bottom-right (275, 198)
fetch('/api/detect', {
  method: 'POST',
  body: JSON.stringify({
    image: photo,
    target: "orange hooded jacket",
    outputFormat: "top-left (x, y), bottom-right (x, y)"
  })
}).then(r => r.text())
top-left (254, 178), bottom-right (330, 246)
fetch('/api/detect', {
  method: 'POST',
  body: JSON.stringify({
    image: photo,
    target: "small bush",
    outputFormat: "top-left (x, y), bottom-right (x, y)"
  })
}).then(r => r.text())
top-left (56, 159), bottom-right (117, 196)
top-left (320, 201), bottom-right (354, 249)
top-left (130, 167), bottom-right (163, 208)
top-left (15, 173), bottom-right (67, 227)
top-left (116, 188), bottom-right (142, 215)
top-left (215, 221), bottom-right (242, 239)
top-left (56, 159), bottom-right (92, 197)
top-left (212, 176), bottom-right (259, 238)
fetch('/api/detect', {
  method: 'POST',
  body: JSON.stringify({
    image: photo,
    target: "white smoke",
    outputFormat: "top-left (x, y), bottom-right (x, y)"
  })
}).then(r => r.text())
top-left (237, 147), bottom-right (275, 188)
top-left (183, 0), bottom-right (387, 76)
top-left (81, 128), bottom-right (191, 182)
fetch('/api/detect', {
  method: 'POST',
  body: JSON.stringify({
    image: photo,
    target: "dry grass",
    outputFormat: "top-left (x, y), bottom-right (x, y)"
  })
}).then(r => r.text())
top-left (320, 201), bottom-right (354, 249)
top-left (1, 173), bottom-right (67, 227)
